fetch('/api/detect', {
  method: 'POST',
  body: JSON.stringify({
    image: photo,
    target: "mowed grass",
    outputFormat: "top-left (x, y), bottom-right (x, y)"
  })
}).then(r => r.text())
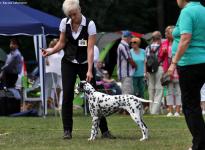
top-left (0, 110), bottom-right (194, 150)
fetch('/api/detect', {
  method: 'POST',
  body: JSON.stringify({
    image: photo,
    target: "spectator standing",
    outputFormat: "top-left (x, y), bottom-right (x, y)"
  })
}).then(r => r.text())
top-left (45, 39), bottom-right (64, 107)
top-left (158, 26), bottom-right (181, 117)
top-left (168, 0), bottom-right (205, 149)
top-left (117, 31), bottom-right (136, 95)
top-left (130, 37), bottom-right (147, 111)
top-left (145, 31), bottom-right (163, 114)
top-left (0, 38), bottom-right (23, 88)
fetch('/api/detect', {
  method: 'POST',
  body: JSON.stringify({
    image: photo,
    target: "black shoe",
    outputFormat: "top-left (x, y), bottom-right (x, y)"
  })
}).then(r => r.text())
top-left (101, 131), bottom-right (116, 139)
top-left (63, 130), bottom-right (72, 139)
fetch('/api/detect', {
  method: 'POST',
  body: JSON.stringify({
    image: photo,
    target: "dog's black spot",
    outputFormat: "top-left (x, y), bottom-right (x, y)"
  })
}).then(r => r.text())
top-left (99, 100), bottom-right (103, 103)
top-left (91, 103), bottom-right (95, 109)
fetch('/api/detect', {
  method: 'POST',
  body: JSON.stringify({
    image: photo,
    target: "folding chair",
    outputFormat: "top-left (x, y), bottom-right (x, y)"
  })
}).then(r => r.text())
top-left (22, 79), bottom-right (42, 116)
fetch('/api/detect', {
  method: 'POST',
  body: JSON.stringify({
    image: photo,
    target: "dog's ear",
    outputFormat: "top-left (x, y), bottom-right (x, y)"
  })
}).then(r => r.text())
top-left (79, 81), bottom-right (86, 88)
top-left (79, 82), bottom-right (83, 89)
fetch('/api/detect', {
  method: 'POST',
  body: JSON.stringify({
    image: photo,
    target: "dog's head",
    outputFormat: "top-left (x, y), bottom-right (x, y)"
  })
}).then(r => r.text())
top-left (76, 81), bottom-right (95, 95)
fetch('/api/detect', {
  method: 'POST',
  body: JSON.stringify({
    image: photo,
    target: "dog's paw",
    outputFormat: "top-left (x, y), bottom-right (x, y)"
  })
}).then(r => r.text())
top-left (139, 137), bottom-right (148, 141)
top-left (88, 137), bottom-right (95, 141)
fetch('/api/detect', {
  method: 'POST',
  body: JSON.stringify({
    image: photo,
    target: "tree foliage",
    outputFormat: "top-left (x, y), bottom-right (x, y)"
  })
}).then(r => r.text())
top-left (24, 0), bottom-right (181, 34)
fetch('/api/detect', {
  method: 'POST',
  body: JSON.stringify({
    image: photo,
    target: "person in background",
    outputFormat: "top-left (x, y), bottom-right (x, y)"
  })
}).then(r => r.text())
top-left (159, 26), bottom-right (181, 117)
top-left (117, 31), bottom-right (136, 95)
top-left (200, 83), bottom-right (205, 115)
top-left (117, 31), bottom-right (136, 115)
top-left (130, 37), bottom-right (147, 111)
top-left (42, 0), bottom-right (115, 140)
top-left (0, 38), bottom-right (23, 88)
top-left (96, 60), bottom-right (122, 95)
top-left (93, 45), bottom-right (99, 67)
top-left (168, 0), bottom-right (205, 149)
top-left (45, 39), bottom-right (64, 108)
top-left (145, 31), bottom-right (163, 114)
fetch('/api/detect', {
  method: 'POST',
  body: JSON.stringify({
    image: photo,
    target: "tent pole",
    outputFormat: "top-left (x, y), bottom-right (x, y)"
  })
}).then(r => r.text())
top-left (39, 26), bottom-right (47, 118)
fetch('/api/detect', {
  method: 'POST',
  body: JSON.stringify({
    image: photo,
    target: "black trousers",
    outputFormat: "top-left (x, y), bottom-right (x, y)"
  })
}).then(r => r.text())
top-left (61, 60), bottom-right (108, 133)
top-left (177, 63), bottom-right (205, 150)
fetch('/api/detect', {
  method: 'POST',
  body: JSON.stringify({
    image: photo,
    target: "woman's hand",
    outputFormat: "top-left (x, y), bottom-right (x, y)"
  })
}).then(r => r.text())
top-left (86, 71), bottom-right (93, 82)
top-left (162, 47), bottom-right (167, 53)
top-left (41, 48), bottom-right (53, 57)
top-left (167, 63), bottom-right (176, 76)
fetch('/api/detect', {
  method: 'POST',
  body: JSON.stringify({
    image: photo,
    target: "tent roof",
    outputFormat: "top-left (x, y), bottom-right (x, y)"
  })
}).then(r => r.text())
top-left (0, 0), bottom-right (61, 35)
top-left (96, 32), bottom-right (122, 51)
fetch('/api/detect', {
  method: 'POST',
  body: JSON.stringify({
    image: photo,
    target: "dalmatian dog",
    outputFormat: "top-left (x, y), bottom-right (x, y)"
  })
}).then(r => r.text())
top-left (77, 81), bottom-right (154, 141)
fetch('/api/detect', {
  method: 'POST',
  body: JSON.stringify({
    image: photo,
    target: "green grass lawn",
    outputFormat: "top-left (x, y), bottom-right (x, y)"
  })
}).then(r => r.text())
top-left (0, 110), bottom-right (193, 150)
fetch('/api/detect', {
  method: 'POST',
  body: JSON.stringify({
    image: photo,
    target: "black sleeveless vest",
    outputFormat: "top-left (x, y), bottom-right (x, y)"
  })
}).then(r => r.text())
top-left (63, 17), bottom-right (90, 64)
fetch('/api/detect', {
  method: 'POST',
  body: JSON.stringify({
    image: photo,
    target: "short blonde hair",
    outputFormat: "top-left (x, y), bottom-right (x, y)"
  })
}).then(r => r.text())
top-left (49, 39), bottom-right (59, 48)
top-left (131, 37), bottom-right (141, 45)
top-left (62, 0), bottom-right (80, 16)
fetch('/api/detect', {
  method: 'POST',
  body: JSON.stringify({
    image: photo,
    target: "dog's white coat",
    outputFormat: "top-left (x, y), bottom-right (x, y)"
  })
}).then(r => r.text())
top-left (78, 81), bottom-right (150, 141)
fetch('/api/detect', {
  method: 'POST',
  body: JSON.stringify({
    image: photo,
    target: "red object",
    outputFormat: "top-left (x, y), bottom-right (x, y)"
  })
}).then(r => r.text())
top-left (131, 32), bottom-right (144, 38)
top-left (117, 31), bottom-right (143, 38)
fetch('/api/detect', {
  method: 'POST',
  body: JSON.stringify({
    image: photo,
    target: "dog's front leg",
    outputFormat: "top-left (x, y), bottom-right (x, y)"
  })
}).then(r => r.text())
top-left (88, 116), bottom-right (99, 141)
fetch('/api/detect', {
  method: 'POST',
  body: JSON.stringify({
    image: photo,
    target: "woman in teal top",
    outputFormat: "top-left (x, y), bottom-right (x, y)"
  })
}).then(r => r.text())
top-left (130, 37), bottom-right (146, 98)
top-left (168, 0), bottom-right (205, 149)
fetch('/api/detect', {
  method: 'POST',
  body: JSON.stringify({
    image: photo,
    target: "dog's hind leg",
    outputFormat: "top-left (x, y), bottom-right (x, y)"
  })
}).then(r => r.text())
top-left (88, 116), bottom-right (100, 141)
top-left (129, 111), bottom-right (148, 141)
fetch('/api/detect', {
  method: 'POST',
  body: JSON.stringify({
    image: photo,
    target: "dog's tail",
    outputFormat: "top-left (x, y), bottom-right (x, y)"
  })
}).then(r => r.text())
top-left (136, 97), bottom-right (158, 104)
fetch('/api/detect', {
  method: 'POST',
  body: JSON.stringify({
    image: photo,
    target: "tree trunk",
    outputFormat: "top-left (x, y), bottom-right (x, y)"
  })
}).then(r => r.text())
top-left (157, 0), bottom-right (165, 34)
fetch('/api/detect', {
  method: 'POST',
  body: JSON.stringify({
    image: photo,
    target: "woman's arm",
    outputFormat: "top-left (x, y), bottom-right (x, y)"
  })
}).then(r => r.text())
top-left (158, 44), bottom-right (167, 62)
top-left (172, 33), bottom-right (191, 64)
top-left (168, 33), bottom-right (192, 75)
top-left (86, 34), bottom-right (96, 82)
top-left (42, 32), bottom-right (66, 57)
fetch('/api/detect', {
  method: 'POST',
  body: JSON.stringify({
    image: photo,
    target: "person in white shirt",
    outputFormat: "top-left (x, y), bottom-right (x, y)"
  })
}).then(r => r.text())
top-left (45, 39), bottom-right (64, 107)
top-left (93, 45), bottom-right (99, 67)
